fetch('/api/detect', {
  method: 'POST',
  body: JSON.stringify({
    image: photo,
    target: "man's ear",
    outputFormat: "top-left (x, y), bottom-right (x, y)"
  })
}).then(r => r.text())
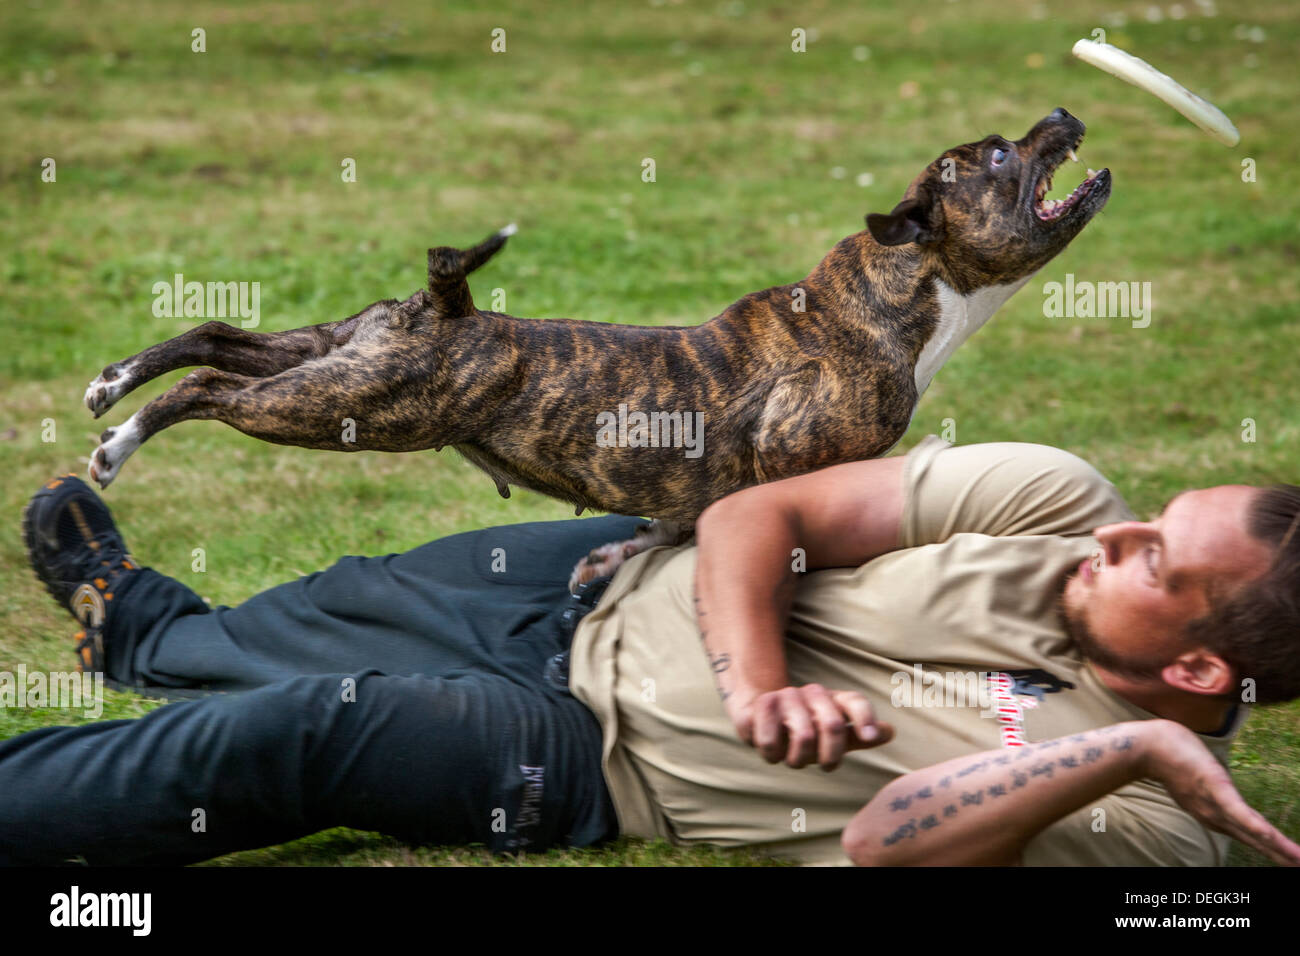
top-left (1161, 649), bottom-right (1237, 698)
top-left (865, 190), bottom-right (943, 247)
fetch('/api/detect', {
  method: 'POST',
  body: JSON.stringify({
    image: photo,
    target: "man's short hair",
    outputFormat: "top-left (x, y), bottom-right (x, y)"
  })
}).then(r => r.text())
top-left (1185, 484), bottom-right (1300, 705)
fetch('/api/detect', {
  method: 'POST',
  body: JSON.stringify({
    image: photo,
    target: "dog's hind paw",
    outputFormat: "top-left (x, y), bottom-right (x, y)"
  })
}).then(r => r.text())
top-left (88, 414), bottom-right (142, 489)
top-left (567, 520), bottom-right (693, 594)
top-left (568, 540), bottom-right (642, 594)
top-left (84, 363), bottom-right (133, 418)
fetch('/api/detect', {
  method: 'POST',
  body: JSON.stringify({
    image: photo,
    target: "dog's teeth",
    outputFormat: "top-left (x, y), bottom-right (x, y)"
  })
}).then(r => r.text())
top-left (1067, 148), bottom-right (1079, 163)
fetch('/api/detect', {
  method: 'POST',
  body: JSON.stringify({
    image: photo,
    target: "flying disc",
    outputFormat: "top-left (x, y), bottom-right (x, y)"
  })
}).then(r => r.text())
top-left (1072, 38), bottom-right (1240, 147)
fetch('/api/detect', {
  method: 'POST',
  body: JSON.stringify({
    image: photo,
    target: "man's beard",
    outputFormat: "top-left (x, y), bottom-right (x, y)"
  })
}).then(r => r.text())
top-left (1056, 571), bottom-right (1170, 682)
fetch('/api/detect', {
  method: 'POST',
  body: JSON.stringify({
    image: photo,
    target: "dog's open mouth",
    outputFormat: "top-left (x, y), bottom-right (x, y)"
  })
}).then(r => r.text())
top-left (1033, 136), bottom-right (1105, 222)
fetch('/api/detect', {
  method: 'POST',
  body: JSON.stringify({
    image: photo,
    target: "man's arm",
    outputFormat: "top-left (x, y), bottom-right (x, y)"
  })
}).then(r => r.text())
top-left (841, 719), bottom-right (1300, 866)
top-left (693, 456), bottom-right (907, 770)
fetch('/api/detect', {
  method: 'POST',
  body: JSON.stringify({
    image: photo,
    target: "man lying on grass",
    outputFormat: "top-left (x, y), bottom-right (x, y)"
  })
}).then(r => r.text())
top-left (9, 436), bottom-right (1300, 866)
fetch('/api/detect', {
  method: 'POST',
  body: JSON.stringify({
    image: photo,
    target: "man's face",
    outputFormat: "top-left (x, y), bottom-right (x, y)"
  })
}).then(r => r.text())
top-left (1060, 485), bottom-right (1274, 680)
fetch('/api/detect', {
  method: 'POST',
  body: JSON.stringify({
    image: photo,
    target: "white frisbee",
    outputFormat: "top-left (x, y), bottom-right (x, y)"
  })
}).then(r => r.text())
top-left (1072, 38), bottom-right (1240, 147)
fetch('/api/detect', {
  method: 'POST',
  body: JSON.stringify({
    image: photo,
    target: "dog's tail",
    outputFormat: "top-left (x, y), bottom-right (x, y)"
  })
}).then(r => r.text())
top-left (424, 224), bottom-right (516, 319)
top-left (459, 223), bottom-right (516, 275)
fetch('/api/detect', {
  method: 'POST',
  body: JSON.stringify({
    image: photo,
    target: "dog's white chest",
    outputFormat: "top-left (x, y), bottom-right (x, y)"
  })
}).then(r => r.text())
top-left (913, 276), bottom-right (1032, 395)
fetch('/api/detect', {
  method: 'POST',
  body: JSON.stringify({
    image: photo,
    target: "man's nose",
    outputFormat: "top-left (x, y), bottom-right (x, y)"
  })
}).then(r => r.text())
top-left (1094, 521), bottom-right (1160, 553)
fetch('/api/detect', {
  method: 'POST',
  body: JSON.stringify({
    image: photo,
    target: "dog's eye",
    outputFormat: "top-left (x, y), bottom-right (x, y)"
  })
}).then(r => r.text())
top-left (990, 148), bottom-right (1008, 167)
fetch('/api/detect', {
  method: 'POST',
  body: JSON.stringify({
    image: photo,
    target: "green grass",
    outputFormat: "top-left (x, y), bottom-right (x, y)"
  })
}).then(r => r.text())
top-left (1, 0), bottom-right (1297, 865)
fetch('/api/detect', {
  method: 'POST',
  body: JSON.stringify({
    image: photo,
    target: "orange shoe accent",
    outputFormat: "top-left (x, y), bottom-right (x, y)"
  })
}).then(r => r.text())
top-left (69, 501), bottom-right (96, 545)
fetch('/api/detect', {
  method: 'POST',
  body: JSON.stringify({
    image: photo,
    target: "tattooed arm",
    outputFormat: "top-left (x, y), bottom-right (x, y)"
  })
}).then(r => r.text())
top-left (842, 719), bottom-right (1300, 866)
top-left (693, 456), bottom-right (906, 769)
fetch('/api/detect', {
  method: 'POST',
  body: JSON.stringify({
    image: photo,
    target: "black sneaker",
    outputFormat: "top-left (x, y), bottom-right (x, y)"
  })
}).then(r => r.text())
top-left (22, 474), bottom-right (140, 673)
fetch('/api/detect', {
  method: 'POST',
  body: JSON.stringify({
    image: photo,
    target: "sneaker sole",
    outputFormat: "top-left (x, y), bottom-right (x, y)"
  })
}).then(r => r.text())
top-left (20, 473), bottom-right (82, 608)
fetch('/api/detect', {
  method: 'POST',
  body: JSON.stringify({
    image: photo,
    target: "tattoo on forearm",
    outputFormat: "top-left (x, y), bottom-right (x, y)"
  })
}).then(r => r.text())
top-left (694, 594), bottom-right (731, 701)
top-left (706, 652), bottom-right (732, 700)
top-left (880, 732), bottom-right (1138, 847)
top-left (883, 819), bottom-right (918, 845)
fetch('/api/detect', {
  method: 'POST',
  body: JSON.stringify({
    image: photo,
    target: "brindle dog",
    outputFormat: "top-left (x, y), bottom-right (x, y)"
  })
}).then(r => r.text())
top-left (83, 109), bottom-right (1110, 590)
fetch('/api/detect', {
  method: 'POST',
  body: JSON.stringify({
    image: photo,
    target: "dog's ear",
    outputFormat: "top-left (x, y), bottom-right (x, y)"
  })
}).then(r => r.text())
top-left (865, 190), bottom-right (944, 247)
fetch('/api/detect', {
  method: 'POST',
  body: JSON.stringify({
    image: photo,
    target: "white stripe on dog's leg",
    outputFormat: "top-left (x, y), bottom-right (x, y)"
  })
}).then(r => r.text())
top-left (88, 412), bottom-right (144, 489)
top-left (85, 361), bottom-right (136, 418)
top-left (499, 223), bottom-right (518, 237)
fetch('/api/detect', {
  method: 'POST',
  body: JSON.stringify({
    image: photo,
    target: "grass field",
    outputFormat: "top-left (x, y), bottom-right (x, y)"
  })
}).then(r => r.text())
top-left (1, 0), bottom-right (1297, 866)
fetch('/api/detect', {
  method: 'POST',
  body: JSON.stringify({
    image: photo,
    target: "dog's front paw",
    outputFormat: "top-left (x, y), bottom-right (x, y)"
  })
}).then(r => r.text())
top-left (568, 540), bottom-right (642, 595)
top-left (88, 414), bottom-right (142, 489)
top-left (84, 364), bottom-right (132, 418)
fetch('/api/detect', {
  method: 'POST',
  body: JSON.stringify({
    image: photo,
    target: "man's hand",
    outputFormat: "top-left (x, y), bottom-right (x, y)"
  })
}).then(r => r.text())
top-left (1143, 720), bottom-right (1300, 866)
top-left (728, 684), bottom-right (894, 771)
top-left (692, 455), bottom-right (907, 764)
